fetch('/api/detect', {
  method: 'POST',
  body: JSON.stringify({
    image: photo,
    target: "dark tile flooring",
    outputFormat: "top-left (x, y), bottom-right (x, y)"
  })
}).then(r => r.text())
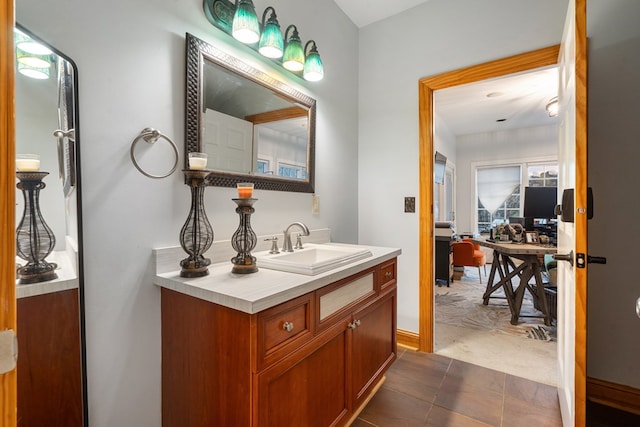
top-left (354, 348), bottom-right (640, 426)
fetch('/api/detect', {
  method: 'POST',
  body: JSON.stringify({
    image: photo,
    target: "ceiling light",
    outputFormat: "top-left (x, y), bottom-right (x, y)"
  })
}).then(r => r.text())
top-left (546, 96), bottom-right (558, 117)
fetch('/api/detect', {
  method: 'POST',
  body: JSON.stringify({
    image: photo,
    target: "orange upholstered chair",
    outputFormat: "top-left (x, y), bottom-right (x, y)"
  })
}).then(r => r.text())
top-left (452, 239), bottom-right (487, 283)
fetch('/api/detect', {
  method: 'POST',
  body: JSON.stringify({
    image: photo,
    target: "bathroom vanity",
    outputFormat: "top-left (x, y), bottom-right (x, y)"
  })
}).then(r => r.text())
top-left (16, 251), bottom-right (83, 426)
top-left (154, 242), bottom-right (399, 426)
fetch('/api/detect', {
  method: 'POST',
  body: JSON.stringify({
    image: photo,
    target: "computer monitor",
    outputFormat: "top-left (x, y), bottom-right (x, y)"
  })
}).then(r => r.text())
top-left (523, 186), bottom-right (557, 220)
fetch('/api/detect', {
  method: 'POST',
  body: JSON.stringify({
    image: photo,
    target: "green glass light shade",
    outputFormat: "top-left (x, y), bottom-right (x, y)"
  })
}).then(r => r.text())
top-left (14, 28), bottom-right (53, 55)
top-left (283, 25), bottom-right (304, 72)
top-left (16, 47), bottom-right (51, 69)
top-left (18, 61), bottom-right (50, 79)
top-left (258, 8), bottom-right (283, 59)
top-left (232, 0), bottom-right (260, 44)
top-left (303, 41), bottom-right (324, 82)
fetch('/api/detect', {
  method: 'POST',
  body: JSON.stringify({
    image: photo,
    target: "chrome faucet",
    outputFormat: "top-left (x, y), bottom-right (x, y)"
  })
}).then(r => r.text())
top-left (282, 222), bottom-right (310, 252)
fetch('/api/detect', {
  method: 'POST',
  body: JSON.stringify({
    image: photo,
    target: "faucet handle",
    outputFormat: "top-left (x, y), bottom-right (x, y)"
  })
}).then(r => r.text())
top-left (265, 237), bottom-right (280, 254)
top-left (294, 233), bottom-right (304, 250)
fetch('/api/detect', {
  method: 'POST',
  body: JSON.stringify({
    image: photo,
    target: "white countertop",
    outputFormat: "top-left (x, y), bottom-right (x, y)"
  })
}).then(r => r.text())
top-left (154, 244), bottom-right (401, 314)
top-left (16, 249), bottom-right (79, 299)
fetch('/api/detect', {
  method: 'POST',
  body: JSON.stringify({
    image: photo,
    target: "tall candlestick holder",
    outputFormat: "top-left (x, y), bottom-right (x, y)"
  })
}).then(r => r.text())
top-left (231, 198), bottom-right (258, 274)
top-left (16, 171), bottom-right (58, 284)
top-left (179, 170), bottom-right (214, 277)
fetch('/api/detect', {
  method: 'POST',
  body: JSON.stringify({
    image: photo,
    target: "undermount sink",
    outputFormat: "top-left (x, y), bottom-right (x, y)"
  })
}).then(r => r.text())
top-left (255, 243), bottom-right (373, 275)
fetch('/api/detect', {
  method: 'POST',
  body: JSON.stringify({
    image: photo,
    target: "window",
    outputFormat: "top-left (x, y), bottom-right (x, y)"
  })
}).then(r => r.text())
top-left (476, 166), bottom-right (521, 233)
top-left (475, 161), bottom-right (557, 233)
top-left (527, 163), bottom-right (558, 187)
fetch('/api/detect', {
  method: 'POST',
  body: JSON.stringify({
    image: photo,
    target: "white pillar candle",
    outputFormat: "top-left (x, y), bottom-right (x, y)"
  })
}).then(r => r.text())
top-left (16, 155), bottom-right (40, 171)
top-left (188, 152), bottom-right (207, 170)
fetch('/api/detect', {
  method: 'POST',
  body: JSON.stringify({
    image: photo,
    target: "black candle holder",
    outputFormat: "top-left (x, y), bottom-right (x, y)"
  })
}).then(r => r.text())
top-left (231, 198), bottom-right (258, 274)
top-left (179, 170), bottom-right (214, 277)
top-left (16, 171), bottom-right (58, 284)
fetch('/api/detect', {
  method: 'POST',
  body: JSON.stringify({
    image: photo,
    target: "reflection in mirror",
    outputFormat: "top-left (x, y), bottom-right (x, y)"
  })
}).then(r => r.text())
top-left (186, 33), bottom-right (316, 193)
top-left (14, 25), bottom-right (87, 426)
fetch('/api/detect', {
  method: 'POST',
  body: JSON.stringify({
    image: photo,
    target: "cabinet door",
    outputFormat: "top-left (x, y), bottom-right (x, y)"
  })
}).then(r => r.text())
top-left (350, 288), bottom-right (397, 408)
top-left (257, 323), bottom-right (349, 427)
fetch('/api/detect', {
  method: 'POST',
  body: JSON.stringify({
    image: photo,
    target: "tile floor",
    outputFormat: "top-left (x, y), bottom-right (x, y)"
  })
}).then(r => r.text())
top-left (354, 348), bottom-right (640, 426)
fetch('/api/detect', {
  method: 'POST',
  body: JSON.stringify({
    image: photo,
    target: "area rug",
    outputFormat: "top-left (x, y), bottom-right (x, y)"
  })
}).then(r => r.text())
top-left (435, 267), bottom-right (557, 342)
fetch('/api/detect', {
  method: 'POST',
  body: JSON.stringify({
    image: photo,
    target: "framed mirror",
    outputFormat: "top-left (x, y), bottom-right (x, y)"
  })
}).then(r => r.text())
top-left (186, 33), bottom-right (316, 193)
top-left (14, 24), bottom-right (87, 425)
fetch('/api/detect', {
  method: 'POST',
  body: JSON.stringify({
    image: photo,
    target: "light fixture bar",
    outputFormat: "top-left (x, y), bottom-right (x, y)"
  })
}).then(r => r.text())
top-left (203, 0), bottom-right (324, 81)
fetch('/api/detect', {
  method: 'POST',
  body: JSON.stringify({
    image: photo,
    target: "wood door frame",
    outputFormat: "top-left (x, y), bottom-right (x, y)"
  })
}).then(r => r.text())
top-left (1, 0), bottom-right (17, 425)
top-left (417, 45), bottom-right (560, 352)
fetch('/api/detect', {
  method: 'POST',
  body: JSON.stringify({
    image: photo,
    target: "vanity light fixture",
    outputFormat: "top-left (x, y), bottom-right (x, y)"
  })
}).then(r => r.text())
top-left (258, 7), bottom-right (284, 58)
top-left (14, 28), bottom-right (53, 55)
top-left (282, 25), bottom-right (304, 72)
top-left (303, 40), bottom-right (324, 82)
top-left (203, 0), bottom-right (324, 81)
top-left (232, 0), bottom-right (260, 44)
top-left (15, 30), bottom-right (53, 79)
top-left (17, 62), bottom-right (50, 79)
top-left (16, 48), bottom-right (51, 69)
top-left (546, 96), bottom-right (559, 117)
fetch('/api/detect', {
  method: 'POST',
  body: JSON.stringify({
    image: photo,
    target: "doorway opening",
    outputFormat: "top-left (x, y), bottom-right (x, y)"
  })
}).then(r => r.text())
top-left (417, 46), bottom-right (560, 381)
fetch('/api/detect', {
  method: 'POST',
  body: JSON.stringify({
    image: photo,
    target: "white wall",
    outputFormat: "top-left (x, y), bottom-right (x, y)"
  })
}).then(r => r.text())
top-left (455, 125), bottom-right (558, 233)
top-left (358, 0), bottom-right (568, 333)
top-left (16, 0), bottom-right (359, 425)
top-left (586, 0), bottom-right (640, 389)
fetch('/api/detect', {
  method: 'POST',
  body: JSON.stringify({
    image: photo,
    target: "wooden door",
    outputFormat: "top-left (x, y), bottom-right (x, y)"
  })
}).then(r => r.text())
top-left (257, 323), bottom-right (349, 427)
top-left (1, 1), bottom-right (17, 425)
top-left (350, 289), bottom-right (396, 408)
top-left (556, 0), bottom-right (588, 425)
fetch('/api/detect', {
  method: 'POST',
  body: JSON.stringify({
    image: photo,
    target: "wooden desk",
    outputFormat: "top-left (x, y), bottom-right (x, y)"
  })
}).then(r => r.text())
top-left (472, 239), bottom-right (556, 326)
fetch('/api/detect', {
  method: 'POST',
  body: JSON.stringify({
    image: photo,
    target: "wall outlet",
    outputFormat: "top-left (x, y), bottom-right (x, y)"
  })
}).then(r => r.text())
top-left (312, 195), bottom-right (320, 214)
top-left (404, 197), bottom-right (416, 213)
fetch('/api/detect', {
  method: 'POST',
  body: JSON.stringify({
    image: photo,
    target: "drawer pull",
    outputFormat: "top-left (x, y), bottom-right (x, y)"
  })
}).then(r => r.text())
top-left (347, 319), bottom-right (361, 329)
top-left (282, 321), bottom-right (295, 332)
top-left (385, 271), bottom-right (392, 279)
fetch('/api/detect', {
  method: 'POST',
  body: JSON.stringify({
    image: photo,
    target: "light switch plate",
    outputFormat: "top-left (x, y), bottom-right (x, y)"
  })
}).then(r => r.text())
top-left (312, 195), bottom-right (320, 214)
top-left (404, 197), bottom-right (415, 213)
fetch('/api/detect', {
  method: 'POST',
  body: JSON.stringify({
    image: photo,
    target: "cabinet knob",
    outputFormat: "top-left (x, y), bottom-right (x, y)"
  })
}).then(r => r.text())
top-left (282, 321), bottom-right (295, 332)
top-left (385, 271), bottom-right (392, 279)
top-left (347, 319), bottom-right (361, 329)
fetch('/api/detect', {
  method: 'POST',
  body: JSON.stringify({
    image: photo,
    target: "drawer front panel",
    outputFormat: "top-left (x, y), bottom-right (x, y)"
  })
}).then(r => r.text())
top-left (257, 293), bottom-right (314, 370)
top-left (379, 259), bottom-right (396, 289)
top-left (319, 273), bottom-right (374, 321)
top-left (263, 303), bottom-right (308, 351)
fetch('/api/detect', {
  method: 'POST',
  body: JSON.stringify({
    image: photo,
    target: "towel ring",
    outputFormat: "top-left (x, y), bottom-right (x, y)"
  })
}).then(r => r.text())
top-left (130, 128), bottom-right (179, 179)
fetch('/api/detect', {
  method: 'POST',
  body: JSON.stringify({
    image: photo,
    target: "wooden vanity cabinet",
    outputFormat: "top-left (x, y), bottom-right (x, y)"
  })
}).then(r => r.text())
top-left (161, 258), bottom-right (397, 427)
top-left (17, 289), bottom-right (83, 427)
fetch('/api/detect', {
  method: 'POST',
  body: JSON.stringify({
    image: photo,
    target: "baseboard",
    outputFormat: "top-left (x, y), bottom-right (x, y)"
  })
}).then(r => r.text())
top-left (397, 329), bottom-right (420, 350)
top-left (587, 376), bottom-right (640, 415)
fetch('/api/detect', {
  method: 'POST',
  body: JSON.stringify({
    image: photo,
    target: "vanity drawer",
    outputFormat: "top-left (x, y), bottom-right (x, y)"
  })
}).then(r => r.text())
top-left (379, 259), bottom-right (397, 290)
top-left (317, 268), bottom-right (376, 329)
top-left (257, 293), bottom-right (314, 370)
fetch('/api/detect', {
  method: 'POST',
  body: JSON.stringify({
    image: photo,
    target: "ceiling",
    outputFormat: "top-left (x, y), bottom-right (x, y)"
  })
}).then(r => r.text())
top-left (435, 66), bottom-right (558, 136)
top-left (333, 0), bottom-right (431, 28)
top-left (333, 0), bottom-right (559, 136)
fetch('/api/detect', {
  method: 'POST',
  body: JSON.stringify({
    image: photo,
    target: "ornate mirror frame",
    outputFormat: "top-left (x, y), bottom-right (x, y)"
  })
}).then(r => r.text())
top-left (185, 32), bottom-right (316, 193)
